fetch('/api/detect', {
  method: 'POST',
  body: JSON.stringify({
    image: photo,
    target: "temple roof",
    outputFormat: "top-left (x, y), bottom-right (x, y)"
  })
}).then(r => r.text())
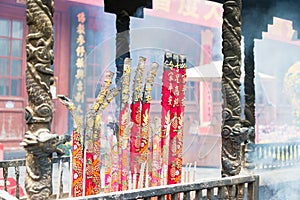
top-left (208, 0), bottom-right (300, 39)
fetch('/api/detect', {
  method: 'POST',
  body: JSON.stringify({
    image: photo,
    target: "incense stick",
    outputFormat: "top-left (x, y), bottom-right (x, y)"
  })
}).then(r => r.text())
top-left (130, 57), bottom-right (145, 188)
top-left (118, 58), bottom-right (132, 191)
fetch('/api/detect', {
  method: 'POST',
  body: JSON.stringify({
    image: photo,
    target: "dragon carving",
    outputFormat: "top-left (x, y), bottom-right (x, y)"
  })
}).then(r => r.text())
top-left (22, 1), bottom-right (70, 199)
top-left (221, 0), bottom-right (253, 177)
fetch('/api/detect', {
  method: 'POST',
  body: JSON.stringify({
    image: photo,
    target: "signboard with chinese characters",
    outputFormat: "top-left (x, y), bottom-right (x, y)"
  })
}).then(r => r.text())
top-left (69, 10), bottom-right (88, 196)
top-left (73, 11), bottom-right (86, 117)
top-left (148, 0), bottom-right (222, 28)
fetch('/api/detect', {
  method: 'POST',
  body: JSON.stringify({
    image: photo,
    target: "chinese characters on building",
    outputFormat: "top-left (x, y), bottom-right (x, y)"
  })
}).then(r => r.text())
top-left (74, 12), bottom-right (86, 116)
top-left (153, 0), bottom-right (222, 27)
top-left (154, 0), bottom-right (199, 19)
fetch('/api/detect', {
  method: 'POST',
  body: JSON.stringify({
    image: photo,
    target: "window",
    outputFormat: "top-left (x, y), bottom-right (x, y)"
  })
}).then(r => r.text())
top-left (0, 18), bottom-right (24, 96)
top-left (185, 81), bottom-right (195, 101)
top-left (152, 81), bottom-right (196, 102)
top-left (212, 81), bottom-right (222, 103)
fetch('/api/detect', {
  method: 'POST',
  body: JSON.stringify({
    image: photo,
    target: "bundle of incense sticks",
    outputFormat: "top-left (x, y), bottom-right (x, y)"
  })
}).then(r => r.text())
top-left (57, 71), bottom-right (119, 196)
top-left (129, 57), bottom-right (145, 189)
top-left (104, 128), bottom-right (113, 193)
top-left (84, 71), bottom-right (117, 195)
top-left (179, 55), bottom-right (187, 182)
top-left (167, 54), bottom-right (187, 185)
top-left (150, 117), bottom-right (162, 186)
top-left (92, 87), bottom-right (120, 194)
top-left (118, 58), bottom-right (132, 191)
top-left (93, 88), bottom-right (119, 195)
top-left (110, 134), bottom-right (119, 192)
top-left (167, 54), bottom-right (180, 185)
top-left (160, 52), bottom-right (173, 184)
top-left (57, 95), bottom-right (83, 197)
top-left (193, 161), bottom-right (197, 182)
top-left (120, 122), bottom-right (133, 189)
top-left (159, 52), bottom-right (187, 186)
top-left (71, 129), bottom-right (84, 196)
top-left (99, 88), bottom-right (123, 194)
top-left (139, 62), bottom-right (159, 188)
top-left (183, 162), bottom-right (197, 183)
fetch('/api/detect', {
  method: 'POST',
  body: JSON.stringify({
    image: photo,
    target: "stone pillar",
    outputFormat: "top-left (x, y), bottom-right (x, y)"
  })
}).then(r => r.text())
top-left (243, 37), bottom-right (256, 169)
top-left (221, 0), bottom-right (243, 177)
top-left (243, 37), bottom-right (255, 141)
top-left (22, 1), bottom-right (69, 199)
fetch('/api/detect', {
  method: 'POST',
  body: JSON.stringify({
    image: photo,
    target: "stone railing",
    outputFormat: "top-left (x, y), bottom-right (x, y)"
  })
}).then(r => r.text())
top-left (0, 155), bottom-right (259, 200)
top-left (245, 142), bottom-right (300, 170)
top-left (2, 142), bottom-right (300, 199)
top-left (67, 175), bottom-right (259, 200)
top-left (0, 156), bottom-right (70, 199)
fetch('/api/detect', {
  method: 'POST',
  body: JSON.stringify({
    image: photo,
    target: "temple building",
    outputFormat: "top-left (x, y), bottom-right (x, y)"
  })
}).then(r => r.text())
top-left (1, 0), bottom-right (299, 166)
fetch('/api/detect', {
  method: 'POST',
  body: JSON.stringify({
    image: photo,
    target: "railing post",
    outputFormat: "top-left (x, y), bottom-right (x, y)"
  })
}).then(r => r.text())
top-left (171, 193), bottom-right (179, 200)
top-left (249, 175), bottom-right (260, 200)
top-left (264, 145), bottom-right (267, 168)
top-left (15, 166), bottom-right (20, 199)
top-left (183, 191), bottom-right (191, 200)
top-left (282, 145), bottom-right (286, 167)
top-left (3, 167), bottom-right (8, 192)
top-left (217, 186), bottom-right (224, 199)
top-left (195, 190), bottom-right (203, 199)
top-left (296, 143), bottom-right (299, 165)
top-left (292, 143), bottom-right (295, 165)
top-left (269, 145), bottom-right (273, 168)
top-left (244, 142), bottom-right (256, 170)
top-left (228, 185), bottom-right (235, 199)
top-left (275, 145), bottom-right (279, 167)
top-left (288, 144), bottom-right (291, 166)
top-left (158, 195), bottom-right (165, 200)
top-left (207, 188), bottom-right (214, 200)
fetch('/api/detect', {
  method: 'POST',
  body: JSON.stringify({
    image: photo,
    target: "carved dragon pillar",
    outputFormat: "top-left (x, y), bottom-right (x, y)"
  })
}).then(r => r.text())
top-left (22, 0), bottom-right (70, 199)
top-left (221, 0), bottom-right (244, 177)
top-left (242, 8), bottom-right (257, 168)
top-left (243, 38), bottom-right (255, 139)
top-left (243, 37), bottom-right (256, 170)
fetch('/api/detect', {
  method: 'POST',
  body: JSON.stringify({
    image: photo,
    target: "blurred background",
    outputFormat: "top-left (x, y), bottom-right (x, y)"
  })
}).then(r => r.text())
top-left (0, 0), bottom-right (299, 168)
